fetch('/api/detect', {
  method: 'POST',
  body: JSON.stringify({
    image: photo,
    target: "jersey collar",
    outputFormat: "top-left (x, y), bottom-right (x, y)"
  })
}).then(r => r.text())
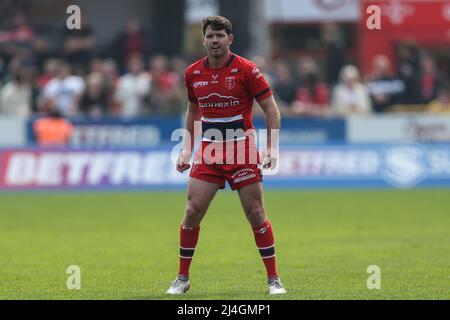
top-left (203, 52), bottom-right (235, 70)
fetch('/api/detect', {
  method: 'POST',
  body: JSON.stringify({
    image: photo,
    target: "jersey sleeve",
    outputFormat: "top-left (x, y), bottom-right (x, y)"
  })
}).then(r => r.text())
top-left (184, 71), bottom-right (198, 104)
top-left (244, 63), bottom-right (273, 102)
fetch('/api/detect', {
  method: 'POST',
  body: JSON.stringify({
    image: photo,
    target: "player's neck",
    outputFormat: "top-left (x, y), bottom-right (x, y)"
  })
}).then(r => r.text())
top-left (207, 51), bottom-right (231, 69)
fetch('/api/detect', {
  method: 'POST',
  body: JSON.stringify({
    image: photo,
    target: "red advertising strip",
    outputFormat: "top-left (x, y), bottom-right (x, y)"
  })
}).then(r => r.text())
top-left (0, 149), bottom-right (185, 190)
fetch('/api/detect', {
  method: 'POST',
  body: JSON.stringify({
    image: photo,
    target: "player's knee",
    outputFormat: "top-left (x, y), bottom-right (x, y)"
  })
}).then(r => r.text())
top-left (185, 202), bottom-right (204, 219)
top-left (245, 204), bottom-right (265, 220)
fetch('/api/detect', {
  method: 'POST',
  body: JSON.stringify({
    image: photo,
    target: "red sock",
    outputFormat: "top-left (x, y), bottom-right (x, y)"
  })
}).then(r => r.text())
top-left (178, 224), bottom-right (200, 279)
top-left (252, 220), bottom-right (278, 279)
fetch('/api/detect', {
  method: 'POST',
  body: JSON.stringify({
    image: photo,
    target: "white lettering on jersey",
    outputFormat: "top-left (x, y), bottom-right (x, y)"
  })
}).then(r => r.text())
top-left (193, 81), bottom-right (209, 88)
top-left (197, 93), bottom-right (240, 108)
top-left (252, 67), bottom-right (263, 79)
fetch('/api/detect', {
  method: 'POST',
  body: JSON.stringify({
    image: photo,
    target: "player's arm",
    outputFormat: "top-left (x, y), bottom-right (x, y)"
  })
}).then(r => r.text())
top-left (258, 95), bottom-right (281, 170)
top-left (176, 101), bottom-right (200, 173)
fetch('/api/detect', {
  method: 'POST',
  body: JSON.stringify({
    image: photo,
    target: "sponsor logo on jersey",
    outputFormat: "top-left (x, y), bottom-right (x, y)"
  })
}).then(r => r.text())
top-left (193, 81), bottom-right (209, 88)
top-left (252, 67), bottom-right (263, 79)
top-left (193, 70), bottom-right (201, 75)
top-left (225, 76), bottom-right (235, 90)
top-left (197, 93), bottom-right (240, 108)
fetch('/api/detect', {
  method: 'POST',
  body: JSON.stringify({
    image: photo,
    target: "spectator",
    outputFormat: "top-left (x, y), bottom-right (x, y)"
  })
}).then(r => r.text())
top-left (396, 41), bottom-right (421, 104)
top-left (33, 110), bottom-right (73, 146)
top-left (421, 56), bottom-right (442, 104)
top-left (114, 54), bottom-right (151, 117)
top-left (0, 57), bottom-right (7, 86)
top-left (41, 61), bottom-right (85, 117)
top-left (291, 57), bottom-right (329, 116)
top-left (159, 56), bottom-right (187, 116)
top-left (102, 59), bottom-right (120, 115)
top-left (102, 58), bottom-right (119, 91)
top-left (110, 16), bottom-right (149, 71)
top-left (63, 15), bottom-right (96, 74)
top-left (79, 72), bottom-right (110, 117)
top-left (0, 63), bottom-right (34, 117)
top-left (9, 13), bottom-right (35, 45)
top-left (367, 55), bottom-right (405, 113)
top-left (171, 56), bottom-right (188, 78)
top-left (321, 22), bottom-right (346, 86)
top-left (0, 13), bottom-right (35, 59)
top-left (148, 55), bottom-right (179, 113)
top-left (331, 65), bottom-right (371, 116)
top-left (88, 57), bottom-right (104, 74)
top-left (37, 58), bottom-right (59, 89)
top-left (272, 61), bottom-right (297, 114)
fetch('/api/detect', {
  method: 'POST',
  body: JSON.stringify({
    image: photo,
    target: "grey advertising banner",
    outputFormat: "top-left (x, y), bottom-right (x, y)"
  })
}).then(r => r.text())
top-left (347, 115), bottom-right (450, 143)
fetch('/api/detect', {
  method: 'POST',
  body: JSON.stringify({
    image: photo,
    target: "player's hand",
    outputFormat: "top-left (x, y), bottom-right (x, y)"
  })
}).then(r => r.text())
top-left (176, 149), bottom-right (192, 173)
top-left (262, 153), bottom-right (277, 170)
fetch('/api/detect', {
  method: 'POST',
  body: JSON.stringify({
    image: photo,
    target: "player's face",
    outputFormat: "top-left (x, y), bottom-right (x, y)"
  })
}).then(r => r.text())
top-left (203, 26), bottom-right (233, 58)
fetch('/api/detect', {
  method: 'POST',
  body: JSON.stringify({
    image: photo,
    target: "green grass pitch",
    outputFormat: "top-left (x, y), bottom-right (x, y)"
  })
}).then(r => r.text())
top-left (0, 189), bottom-right (449, 300)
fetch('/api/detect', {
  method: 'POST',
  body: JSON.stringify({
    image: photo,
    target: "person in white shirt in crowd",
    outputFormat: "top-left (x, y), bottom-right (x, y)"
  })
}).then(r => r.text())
top-left (331, 65), bottom-right (371, 116)
top-left (41, 61), bottom-right (85, 116)
top-left (114, 54), bottom-right (151, 118)
top-left (0, 63), bottom-right (34, 118)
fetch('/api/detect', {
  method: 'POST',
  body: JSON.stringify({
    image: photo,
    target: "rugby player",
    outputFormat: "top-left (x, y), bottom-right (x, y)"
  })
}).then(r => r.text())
top-left (166, 16), bottom-right (286, 295)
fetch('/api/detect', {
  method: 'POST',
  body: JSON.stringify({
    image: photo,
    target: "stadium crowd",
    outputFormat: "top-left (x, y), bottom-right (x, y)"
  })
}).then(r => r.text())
top-left (0, 13), bottom-right (449, 121)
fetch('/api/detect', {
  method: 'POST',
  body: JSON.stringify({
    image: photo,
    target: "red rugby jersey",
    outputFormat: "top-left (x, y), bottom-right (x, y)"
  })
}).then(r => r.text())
top-left (184, 52), bottom-right (272, 144)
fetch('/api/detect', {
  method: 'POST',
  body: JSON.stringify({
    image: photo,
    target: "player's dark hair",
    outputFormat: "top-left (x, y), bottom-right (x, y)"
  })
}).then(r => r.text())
top-left (202, 16), bottom-right (232, 35)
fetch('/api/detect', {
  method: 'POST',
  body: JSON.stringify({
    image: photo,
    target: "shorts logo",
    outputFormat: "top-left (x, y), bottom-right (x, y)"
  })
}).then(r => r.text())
top-left (232, 168), bottom-right (256, 184)
top-left (225, 76), bottom-right (235, 90)
top-left (234, 173), bottom-right (256, 184)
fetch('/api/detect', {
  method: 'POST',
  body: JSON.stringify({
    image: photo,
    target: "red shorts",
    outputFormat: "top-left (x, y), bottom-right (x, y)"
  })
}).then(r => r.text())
top-left (189, 143), bottom-right (263, 190)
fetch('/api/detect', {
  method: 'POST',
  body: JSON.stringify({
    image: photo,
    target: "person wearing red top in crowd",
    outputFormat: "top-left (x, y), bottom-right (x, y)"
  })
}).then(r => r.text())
top-left (110, 16), bottom-right (149, 71)
top-left (0, 13), bottom-right (34, 45)
top-left (292, 57), bottom-right (329, 116)
top-left (37, 58), bottom-right (59, 89)
top-left (148, 55), bottom-right (179, 112)
top-left (166, 16), bottom-right (286, 295)
top-left (421, 56), bottom-right (441, 104)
